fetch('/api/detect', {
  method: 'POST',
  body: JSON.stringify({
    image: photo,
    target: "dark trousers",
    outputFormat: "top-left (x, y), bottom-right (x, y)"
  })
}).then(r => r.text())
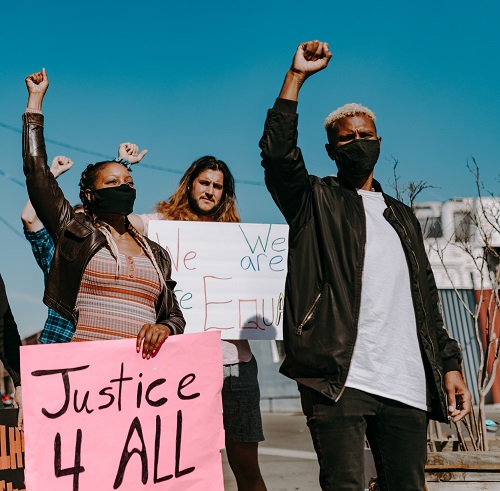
top-left (299, 385), bottom-right (428, 491)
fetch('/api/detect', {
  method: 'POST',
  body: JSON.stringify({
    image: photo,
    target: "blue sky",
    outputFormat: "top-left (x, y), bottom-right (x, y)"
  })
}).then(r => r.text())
top-left (1, 1), bottom-right (499, 337)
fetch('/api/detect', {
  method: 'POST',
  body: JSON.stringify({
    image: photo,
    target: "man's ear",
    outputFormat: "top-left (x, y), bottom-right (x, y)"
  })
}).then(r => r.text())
top-left (378, 136), bottom-right (382, 145)
top-left (325, 143), bottom-right (336, 161)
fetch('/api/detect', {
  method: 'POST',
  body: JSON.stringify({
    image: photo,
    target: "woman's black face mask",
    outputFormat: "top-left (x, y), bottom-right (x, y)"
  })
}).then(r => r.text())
top-left (333, 139), bottom-right (380, 178)
top-left (92, 184), bottom-right (136, 216)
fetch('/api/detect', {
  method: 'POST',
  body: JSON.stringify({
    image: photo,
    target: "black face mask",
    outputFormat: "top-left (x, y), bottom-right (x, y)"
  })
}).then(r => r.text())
top-left (333, 139), bottom-right (380, 178)
top-left (92, 184), bottom-right (136, 216)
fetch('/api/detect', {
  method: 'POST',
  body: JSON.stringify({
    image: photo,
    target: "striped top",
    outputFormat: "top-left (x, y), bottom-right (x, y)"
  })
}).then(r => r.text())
top-left (72, 246), bottom-right (161, 342)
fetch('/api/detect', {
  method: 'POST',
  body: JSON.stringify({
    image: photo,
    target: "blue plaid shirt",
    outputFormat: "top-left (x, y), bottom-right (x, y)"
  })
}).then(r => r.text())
top-left (24, 228), bottom-right (75, 343)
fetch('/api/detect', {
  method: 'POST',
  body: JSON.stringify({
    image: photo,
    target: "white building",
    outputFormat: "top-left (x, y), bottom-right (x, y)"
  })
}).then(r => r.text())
top-left (414, 197), bottom-right (500, 403)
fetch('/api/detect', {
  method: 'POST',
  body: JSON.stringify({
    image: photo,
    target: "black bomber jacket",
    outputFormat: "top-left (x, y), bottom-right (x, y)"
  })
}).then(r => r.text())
top-left (22, 112), bottom-right (185, 336)
top-left (259, 99), bottom-right (462, 422)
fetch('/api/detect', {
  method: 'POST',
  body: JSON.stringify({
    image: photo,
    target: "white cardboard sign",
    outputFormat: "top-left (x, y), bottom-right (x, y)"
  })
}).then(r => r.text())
top-left (148, 221), bottom-right (288, 340)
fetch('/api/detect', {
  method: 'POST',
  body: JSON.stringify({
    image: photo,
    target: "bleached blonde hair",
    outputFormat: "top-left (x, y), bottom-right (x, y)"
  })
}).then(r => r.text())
top-left (324, 103), bottom-right (376, 131)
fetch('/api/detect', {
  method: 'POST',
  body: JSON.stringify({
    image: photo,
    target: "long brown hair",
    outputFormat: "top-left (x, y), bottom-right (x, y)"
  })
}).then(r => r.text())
top-left (156, 156), bottom-right (240, 222)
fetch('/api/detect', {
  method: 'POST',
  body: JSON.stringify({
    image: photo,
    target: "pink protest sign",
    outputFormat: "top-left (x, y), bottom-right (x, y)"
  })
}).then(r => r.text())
top-left (20, 332), bottom-right (224, 491)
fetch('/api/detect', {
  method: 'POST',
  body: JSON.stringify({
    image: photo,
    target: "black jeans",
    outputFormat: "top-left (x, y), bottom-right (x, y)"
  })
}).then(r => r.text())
top-left (299, 385), bottom-right (428, 491)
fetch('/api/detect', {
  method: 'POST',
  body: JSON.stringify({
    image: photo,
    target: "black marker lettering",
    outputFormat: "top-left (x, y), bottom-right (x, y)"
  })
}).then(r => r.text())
top-left (32, 366), bottom-right (90, 418)
top-left (177, 374), bottom-right (200, 400)
top-left (137, 373), bottom-right (143, 409)
top-left (145, 379), bottom-right (168, 407)
top-left (73, 390), bottom-right (94, 414)
top-left (175, 410), bottom-right (195, 478)
top-left (113, 417), bottom-right (148, 489)
top-left (154, 415), bottom-right (173, 483)
top-left (98, 387), bottom-right (115, 410)
top-left (109, 363), bottom-right (133, 411)
top-left (54, 430), bottom-right (85, 491)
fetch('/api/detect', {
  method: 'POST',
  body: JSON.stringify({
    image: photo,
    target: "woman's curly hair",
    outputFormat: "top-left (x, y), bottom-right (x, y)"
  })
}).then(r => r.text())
top-left (156, 156), bottom-right (240, 222)
top-left (79, 160), bottom-right (129, 214)
top-left (77, 160), bottom-right (162, 280)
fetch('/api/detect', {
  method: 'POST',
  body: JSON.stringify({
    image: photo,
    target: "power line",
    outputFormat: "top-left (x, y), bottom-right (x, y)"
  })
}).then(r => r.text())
top-left (0, 122), bottom-right (112, 159)
top-left (137, 163), bottom-right (183, 175)
top-left (0, 122), bottom-right (21, 134)
top-left (0, 169), bottom-right (24, 187)
top-left (0, 215), bottom-right (24, 239)
top-left (0, 121), bottom-right (265, 186)
top-left (234, 178), bottom-right (266, 186)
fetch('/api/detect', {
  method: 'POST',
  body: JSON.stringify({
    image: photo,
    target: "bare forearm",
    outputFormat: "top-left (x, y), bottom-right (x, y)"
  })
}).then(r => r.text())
top-left (278, 70), bottom-right (308, 101)
top-left (21, 199), bottom-right (44, 231)
top-left (25, 68), bottom-right (49, 112)
top-left (22, 156), bottom-right (72, 232)
top-left (278, 41), bottom-right (332, 101)
top-left (27, 93), bottom-right (44, 111)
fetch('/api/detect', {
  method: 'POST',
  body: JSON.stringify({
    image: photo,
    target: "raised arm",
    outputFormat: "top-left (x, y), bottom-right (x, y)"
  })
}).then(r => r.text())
top-left (259, 41), bottom-right (332, 226)
top-left (25, 68), bottom-right (48, 112)
top-left (21, 156), bottom-right (74, 232)
top-left (119, 141), bottom-right (149, 235)
top-left (279, 40), bottom-right (332, 101)
top-left (118, 142), bottom-right (148, 165)
top-left (23, 69), bottom-right (74, 240)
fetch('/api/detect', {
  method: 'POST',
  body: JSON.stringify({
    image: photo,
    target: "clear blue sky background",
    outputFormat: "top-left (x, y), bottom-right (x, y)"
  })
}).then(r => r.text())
top-left (1, 1), bottom-right (499, 337)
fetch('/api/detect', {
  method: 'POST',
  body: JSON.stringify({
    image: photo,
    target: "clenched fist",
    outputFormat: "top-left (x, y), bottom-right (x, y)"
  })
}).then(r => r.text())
top-left (279, 40), bottom-right (332, 101)
top-left (291, 41), bottom-right (332, 78)
top-left (50, 156), bottom-right (74, 178)
top-left (25, 68), bottom-right (49, 110)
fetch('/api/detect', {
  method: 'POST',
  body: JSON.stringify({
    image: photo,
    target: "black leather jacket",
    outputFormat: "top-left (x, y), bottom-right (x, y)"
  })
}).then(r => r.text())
top-left (0, 274), bottom-right (22, 386)
top-left (22, 112), bottom-right (185, 336)
top-left (259, 100), bottom-right (462, 422)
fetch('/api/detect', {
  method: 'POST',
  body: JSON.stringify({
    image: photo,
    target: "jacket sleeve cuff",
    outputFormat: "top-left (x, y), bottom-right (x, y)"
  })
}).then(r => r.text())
top-left (22, 111), bottom-right (44, 125)
top-left (273, 98), bottom-right (298, 114)
top-left (442, 357), bottom-right (462, 374)
top-left (23, 227), bottom-right (47, 241)
top-left (156, 319), bottom-right (182, 335)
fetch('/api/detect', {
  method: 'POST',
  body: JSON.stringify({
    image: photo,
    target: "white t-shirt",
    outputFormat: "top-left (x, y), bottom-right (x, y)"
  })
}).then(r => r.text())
top-left (344, 190), bottom-right (427, 411)
top-left (138, 213), bottom-right (253, 365)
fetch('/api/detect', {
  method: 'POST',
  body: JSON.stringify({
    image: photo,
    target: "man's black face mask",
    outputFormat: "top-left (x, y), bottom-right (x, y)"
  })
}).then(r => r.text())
top-left (333, 139), bottom-right (380, 178)
top-left (92, 184), bottom-right (136, 216)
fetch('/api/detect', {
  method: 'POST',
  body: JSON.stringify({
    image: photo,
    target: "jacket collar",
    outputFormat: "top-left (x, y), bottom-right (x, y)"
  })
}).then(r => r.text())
top-left (333, 173), bottom-right (384, 193)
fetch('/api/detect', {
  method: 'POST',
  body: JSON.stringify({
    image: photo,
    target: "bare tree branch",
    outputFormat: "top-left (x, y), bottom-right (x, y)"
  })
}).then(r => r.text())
top-left (387, 157), bottom-right (439, 211)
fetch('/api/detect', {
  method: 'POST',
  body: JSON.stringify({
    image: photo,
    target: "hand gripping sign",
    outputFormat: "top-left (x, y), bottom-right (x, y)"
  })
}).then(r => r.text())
top-left (20, 332), bottom-right (224, 491)
top-left (148, 221), bottom-right (289, 340)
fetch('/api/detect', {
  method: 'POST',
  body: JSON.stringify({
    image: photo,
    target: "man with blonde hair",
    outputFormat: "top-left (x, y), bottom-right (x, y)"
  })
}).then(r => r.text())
top-left (259, 40), bottom-right (472, 491)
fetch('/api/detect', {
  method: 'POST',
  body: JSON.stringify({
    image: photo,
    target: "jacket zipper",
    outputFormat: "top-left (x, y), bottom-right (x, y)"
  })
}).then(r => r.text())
top-left (296, 290), bottom-right (322, 335)
top-left (335, 384), bottom-right (347, 402)
top-left (388, 205), bottom-right (445, 406)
